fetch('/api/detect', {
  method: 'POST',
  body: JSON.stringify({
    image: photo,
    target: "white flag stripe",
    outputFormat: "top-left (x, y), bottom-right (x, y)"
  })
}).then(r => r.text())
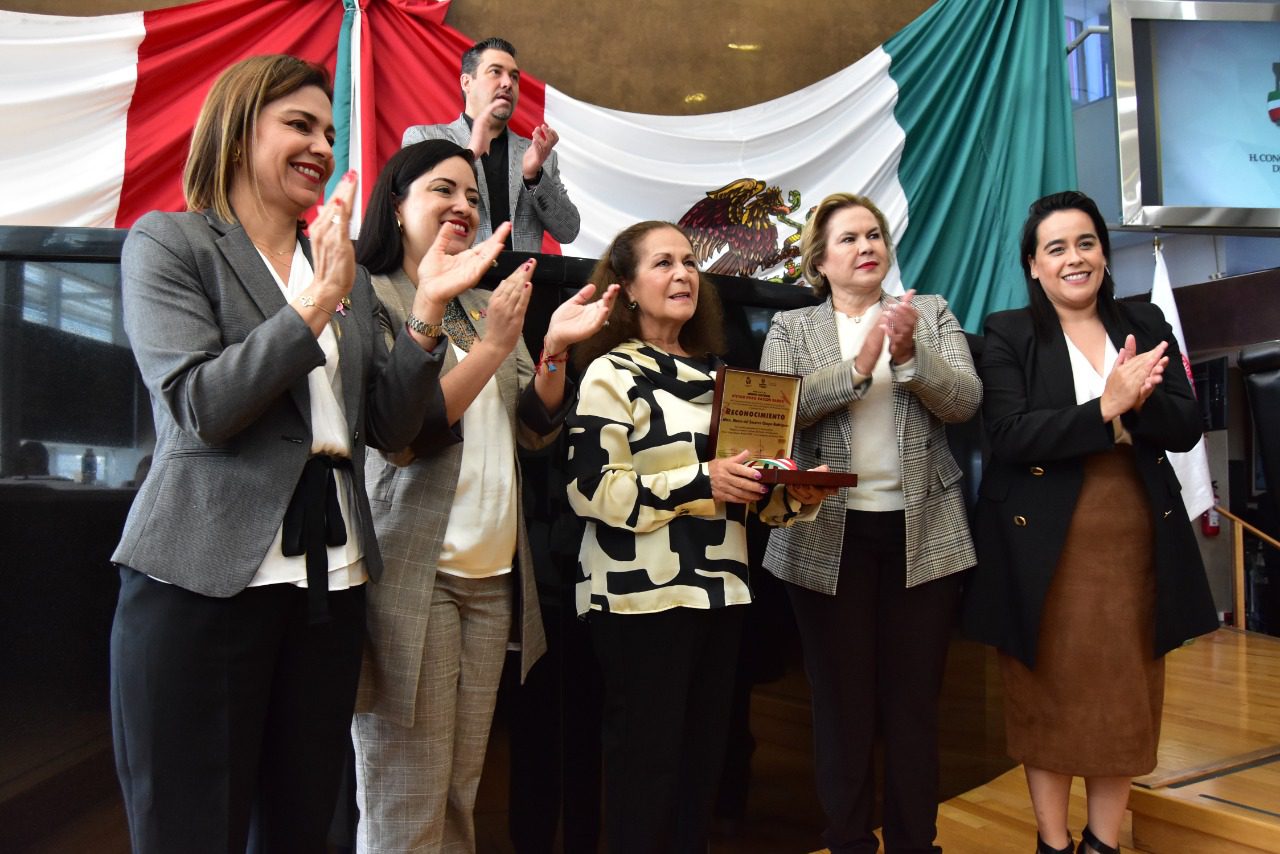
top-left (0, 11), bottom-right (144, 227)
top-left (545, 47), bottom-right (907, 292)
top-left (1150, 244), bottom-right (1215, 519)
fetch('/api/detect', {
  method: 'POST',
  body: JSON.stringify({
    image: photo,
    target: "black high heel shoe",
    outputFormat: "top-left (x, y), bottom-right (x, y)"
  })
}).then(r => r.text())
top-left (1076, 826), bottom-right (1120, 854)
top-left (1036, 833), bottom-right (1073, 854)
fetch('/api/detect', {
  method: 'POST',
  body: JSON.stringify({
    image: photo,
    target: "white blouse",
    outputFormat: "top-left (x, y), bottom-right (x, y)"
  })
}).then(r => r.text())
top-left (249, 243), bottom-right (366, 589)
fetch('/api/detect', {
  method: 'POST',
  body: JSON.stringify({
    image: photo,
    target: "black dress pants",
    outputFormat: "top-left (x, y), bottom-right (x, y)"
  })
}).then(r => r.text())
top-left (507, 585), bottom-right (604, 854)
top-left (110, 567), bottom-right (366, 854)
top-left (786, 510), bottom-right (962, 854)
top-left (591, 605), bottom-right (744, 854)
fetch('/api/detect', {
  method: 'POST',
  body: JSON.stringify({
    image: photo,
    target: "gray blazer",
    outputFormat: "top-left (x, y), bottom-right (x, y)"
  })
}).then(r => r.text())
top-left (355, 271), bottom-right (558, 726)
top-left (759, 293), bottom-right (980, 593)
top-left (402, 115), bottom-right (580, 251)
top-left (112, 210), bottom-right (445, 596)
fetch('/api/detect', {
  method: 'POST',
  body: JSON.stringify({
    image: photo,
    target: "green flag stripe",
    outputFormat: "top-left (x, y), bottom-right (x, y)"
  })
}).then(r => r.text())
top-left (886, 0), bottom-right (1077, 332)
top-left (326, 0), bottom-right (358, 200)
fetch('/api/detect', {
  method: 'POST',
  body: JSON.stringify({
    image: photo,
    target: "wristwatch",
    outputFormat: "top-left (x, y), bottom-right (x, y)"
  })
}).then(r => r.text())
top-left (406, 312), bottom-right (445, 337)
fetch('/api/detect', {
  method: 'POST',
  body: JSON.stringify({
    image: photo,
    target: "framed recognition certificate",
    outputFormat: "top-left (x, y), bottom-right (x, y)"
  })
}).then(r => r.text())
top-left (707, 366), bottom-right (857, 488)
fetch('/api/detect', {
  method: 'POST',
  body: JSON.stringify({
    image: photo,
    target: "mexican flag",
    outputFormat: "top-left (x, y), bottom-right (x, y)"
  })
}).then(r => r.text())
top-left (0, 0), bottom-right (1075, 330)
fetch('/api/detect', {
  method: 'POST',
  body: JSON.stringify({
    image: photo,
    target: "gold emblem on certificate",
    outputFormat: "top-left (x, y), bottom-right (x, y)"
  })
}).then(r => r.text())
top-left (708, 366), bottom-right (858, 487)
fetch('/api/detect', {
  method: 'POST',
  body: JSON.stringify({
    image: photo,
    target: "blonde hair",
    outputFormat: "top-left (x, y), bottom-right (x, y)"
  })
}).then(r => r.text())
top-left (799, 192), bottom-right (895, 299)
top-left (183, 55), bottom-right (331, 223)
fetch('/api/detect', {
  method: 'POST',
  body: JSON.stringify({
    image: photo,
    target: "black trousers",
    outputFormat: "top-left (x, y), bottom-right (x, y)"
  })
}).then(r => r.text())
top-left (591, 605), bottom-right (744, 854)
top-left (786, 510), bottom-right (962, 854)
top-left (110, 567), bottom-right (366, 854)
top-left (506, 586), bottom-right (604, 854)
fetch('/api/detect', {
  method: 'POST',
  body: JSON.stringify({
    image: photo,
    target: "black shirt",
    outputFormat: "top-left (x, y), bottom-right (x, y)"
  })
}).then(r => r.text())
top-left (463, 113), bottom-right (513, 250)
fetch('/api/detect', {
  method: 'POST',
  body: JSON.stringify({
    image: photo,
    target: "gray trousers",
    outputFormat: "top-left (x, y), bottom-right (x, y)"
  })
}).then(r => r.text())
top-left (352, 571), bottom-right (513, 853)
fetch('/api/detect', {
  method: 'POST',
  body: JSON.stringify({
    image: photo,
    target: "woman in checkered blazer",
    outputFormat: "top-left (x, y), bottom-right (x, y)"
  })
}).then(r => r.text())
top-left (759, 193), bottom-right (980, 854)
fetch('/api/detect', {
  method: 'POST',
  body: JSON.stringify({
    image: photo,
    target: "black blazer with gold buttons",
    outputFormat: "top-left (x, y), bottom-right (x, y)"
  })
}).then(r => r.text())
top-left (962, 302), bottom-right (1218, 669)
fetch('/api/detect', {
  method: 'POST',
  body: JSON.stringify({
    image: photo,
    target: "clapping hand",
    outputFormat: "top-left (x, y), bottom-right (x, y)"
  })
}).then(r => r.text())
top-left (543, 283), bottom-right (621, 354)
top-left (853, 318), bottom-right (887, 377)
top-left (466, 99), bottom-right (509, 159)
top-left (521, 124), bottom-right (559, 180)
top-left (307, 170), bottom-right (358, 309)
top-left (882, 289), bottom-right (918, 364)
top-left (1101, 335), bottom-right (1169, 420)
top-left (413, 221), bottom-right (512, 314)
top-left (482, 258), bottom-right (536, 355)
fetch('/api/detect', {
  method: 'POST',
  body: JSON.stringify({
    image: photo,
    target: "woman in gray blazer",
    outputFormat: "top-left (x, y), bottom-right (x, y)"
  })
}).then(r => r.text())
top-left (349, 140), bottom-right (616, 853)
top-left (108, 57), bottom-right (508, 853)
top-left (759, 193), bottom-right (980, 854)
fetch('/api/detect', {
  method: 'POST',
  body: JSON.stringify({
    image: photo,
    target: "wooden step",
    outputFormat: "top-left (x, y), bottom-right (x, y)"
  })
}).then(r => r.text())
top-left (1130, 759), bottom-right (1280, 853)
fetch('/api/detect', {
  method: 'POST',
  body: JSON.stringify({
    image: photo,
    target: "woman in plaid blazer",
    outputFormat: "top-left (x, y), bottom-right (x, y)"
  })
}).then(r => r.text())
top-left (760, 193), bottom-right (980, 854)
top-left (348, 140), bottom-right (616, 853)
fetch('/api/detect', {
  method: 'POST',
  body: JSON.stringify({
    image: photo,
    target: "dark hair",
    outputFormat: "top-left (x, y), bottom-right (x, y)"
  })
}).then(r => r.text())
top-left (1019, 190), bottom-right (1120, 337)
top-left (355, 140), bottom-right (477, 275)
top-left (461, 37), bottom-right (517, 77)
top-left (572, 221), bottom-right (726, 370)
top-left (800, 192), bottom-right (895, 299)
top-left (184, 55), bottom-right (331, 223)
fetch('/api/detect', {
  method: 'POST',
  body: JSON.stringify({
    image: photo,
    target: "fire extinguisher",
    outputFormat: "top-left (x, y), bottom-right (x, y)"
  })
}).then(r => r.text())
top-left (1201, 480), bottom-right (1221, 537)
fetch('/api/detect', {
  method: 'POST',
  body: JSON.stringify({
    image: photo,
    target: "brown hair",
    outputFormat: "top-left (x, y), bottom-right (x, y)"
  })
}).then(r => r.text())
top-left (183, 54), bottom-right (332, 223)
top-left (799, 192), bottom-right (895, 299)
top-left (572, 221), bottom-right (726, 371)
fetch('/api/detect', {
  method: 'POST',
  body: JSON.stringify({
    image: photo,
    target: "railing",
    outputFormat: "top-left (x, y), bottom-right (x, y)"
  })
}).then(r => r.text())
top-left (1217, 505), bottom-right (1280, 629)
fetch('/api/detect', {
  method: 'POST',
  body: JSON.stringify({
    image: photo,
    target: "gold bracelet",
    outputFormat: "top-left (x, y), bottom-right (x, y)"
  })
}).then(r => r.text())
top-left (294, 294), bottom-right (333, 316)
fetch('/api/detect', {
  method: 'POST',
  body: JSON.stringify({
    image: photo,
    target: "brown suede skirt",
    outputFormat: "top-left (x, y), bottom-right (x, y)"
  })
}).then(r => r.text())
top-left (1000, 445), bottom-right (1165, 777)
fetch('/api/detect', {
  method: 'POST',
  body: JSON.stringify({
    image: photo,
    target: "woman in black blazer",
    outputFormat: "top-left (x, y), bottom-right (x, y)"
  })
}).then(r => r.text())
top-left (963, 192), bottom-right (1218, 854)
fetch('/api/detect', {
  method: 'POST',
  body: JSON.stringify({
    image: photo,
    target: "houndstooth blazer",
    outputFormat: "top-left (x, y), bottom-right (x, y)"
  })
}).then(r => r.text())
top-left (759, 293), bottom-right (980, 592)
top-left (354, 271), bottom-right (558, 726)
top-left (402, 115), bottom-right (580, 252)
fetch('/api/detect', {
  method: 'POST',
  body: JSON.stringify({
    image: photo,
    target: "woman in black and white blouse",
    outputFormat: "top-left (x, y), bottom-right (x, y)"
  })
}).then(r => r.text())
top-left (566, 220), bottom-right (833, 854)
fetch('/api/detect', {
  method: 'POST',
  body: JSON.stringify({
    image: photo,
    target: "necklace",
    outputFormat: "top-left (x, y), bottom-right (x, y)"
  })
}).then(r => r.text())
top-left (252, 240), bottom-right (295, 258)
top-left (843, 304), bottom-right (876, 323)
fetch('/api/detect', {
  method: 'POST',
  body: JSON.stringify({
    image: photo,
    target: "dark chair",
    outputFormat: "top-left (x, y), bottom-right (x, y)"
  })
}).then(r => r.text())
top-left (1238, 341), bottom-right (1280, 534)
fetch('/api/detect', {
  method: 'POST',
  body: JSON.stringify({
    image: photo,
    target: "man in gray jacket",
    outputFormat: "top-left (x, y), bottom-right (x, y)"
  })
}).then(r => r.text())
top-left (402, 37), bottom-right (580, 252)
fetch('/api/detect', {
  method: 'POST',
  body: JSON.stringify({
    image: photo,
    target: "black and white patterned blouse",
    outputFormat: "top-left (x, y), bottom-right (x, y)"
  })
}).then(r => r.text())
top-left (567, 340), bottom-right (814, 615)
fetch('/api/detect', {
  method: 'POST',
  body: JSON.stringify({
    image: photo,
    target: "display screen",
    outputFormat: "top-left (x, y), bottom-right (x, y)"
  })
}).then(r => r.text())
top-left (1147, 19), bottom-right (1280, 209)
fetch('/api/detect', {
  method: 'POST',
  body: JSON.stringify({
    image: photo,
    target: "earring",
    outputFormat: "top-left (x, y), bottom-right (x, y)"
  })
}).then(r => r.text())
top-left (231, 146), bottom-right (241, 163)
top-left (627, 300), bottom-right (639, 311)
top-left (1105, 264), bottom-right (1113, 278)
top-left (395, 218), bottom-right (402, 231)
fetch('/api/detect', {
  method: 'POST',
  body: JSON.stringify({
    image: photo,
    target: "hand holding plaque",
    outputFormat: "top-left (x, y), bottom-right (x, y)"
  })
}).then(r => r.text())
top-left (707, 366), bottom-right (858, 488)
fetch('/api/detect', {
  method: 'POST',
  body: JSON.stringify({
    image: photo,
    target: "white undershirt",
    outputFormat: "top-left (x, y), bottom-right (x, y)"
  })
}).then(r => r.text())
top-left (248, 243), bottom-right (366, 589)
top-left (1064, 332), bottom-right (1132, 445)
top-left (835, 306), bottom-right (905, 511)
top-left (1064, 331), bottom-right (1117, 404)
top-left (435, 342), bottom-right (517, 578)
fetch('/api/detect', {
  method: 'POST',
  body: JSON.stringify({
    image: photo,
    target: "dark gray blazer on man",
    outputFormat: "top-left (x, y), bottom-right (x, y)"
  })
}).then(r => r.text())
top-left (112, 210), bottom-right (446, 596)
top-left (759, 293), bottom-right (981, 593)
top-left (402, 115), bottom-right (580, 251)
top-left (356, 272), bottom-right (560, 726)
